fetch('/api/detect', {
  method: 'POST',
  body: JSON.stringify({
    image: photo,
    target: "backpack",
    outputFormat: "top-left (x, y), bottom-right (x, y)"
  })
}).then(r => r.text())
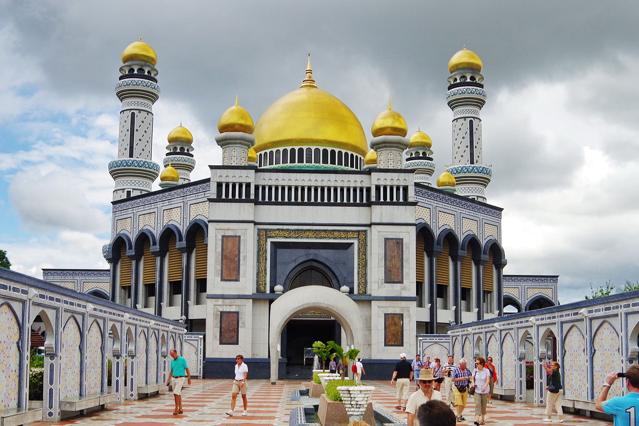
top-left (352, 363), bottom-right (358, 373)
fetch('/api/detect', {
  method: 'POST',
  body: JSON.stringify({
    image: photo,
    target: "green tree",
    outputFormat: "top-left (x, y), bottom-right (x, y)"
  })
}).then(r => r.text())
top-left (327, 341), bottom-right (360, 380)
top-left (0, 249), bottom-right (10, 269)
top-left (623, 281), bottom-right (639, 292)
top-left (311, 341), bottom-right (332, 370)
top-left (585, 281), bottom-right (616, 300)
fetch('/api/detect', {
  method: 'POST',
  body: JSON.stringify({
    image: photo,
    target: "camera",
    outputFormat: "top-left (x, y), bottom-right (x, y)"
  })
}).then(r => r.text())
top-left (617, 372), bottom-right (626, 378)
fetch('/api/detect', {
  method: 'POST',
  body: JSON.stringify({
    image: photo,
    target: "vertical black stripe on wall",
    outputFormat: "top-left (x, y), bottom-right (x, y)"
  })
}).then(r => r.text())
top-left (468, 119), bottom-right (474, 164)
top-left (128, 112), bottom-right (136, 158)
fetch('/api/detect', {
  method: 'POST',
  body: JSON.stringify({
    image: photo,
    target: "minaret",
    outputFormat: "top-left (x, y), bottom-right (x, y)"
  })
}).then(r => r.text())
top-left (369, 101), bottom-right (409, 168)
top-left (404, 129), bottom-right (436, 185)
top-left (215, 97), bottom-right (255, 166)
top-left (108, 40), bottom-right (160, 200)
top-left (446, 48), bottom-right (492, 202)
top-left (164, 124), bottom-right (195, 183)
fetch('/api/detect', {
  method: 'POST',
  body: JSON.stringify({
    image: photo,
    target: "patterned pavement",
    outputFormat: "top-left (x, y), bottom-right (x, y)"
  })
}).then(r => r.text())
top-left (28, 379), bottom-right (610, 425)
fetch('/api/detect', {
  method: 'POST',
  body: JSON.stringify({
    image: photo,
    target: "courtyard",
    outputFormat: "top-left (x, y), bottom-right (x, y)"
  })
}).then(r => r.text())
top-left (28, 379), bottom-right (609, 425)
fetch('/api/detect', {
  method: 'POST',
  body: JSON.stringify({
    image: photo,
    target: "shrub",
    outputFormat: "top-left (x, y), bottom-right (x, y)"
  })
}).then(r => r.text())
top-left (30, 349), bottom-right (44, 368)
top-left (29, 368), bottom-right (44, 401)
top-left (313, 372), bottom-right (321, 384)
top-left (325, 379), bottom-right (356, 402)
top-left (107, 358), bottom-right (113, 387)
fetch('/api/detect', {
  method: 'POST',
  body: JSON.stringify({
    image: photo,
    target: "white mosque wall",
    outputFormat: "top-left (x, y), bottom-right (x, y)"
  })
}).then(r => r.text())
top-left (419, 289), bottom-right (639, 415)
top-left (0, 268), bottom-right (186, 422)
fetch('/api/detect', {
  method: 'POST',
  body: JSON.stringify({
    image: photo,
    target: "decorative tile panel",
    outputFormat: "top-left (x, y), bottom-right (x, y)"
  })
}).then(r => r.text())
top-left (563, 326), bottom-right (588, 401)
top-left (462, 217), bottom-right (478, 235)
top-left (148, 332), bottom-right (158, 385)
top-left (504, 287), bottom-right (519, 298)
top-left (116, 217), bottom-right (132, 235)
top-left (83, 282), bottom-right (110, 293)
top-left (189, 201), bottom-right (208, 221)
top-left (487, 334), bottom-right (500, 387)
top-left (60, 318), bottom-right (81, 401)
top-left (137, 212), bottom-right (156, 231)
top-left (0, 304), bottom-right (20, 410)
top-left (484, 223), bottom-right (498, 241)
top-left (183, 341), bottom-right (198, 378)
top-left (462, 337), bottom-right (472, 359)
top-left (415, 206), bottom-right (431, 224)
top-left (55, 281), bottom-right (77, 291)
top-left (422, 343), bottom-right (448, 362)
top-left (593, 321), bottom-right (622, 398)
top-left (453, 338), bottom-right (461, 360)
top-left (526, 287), bottom-right (553, 300)
top-left (437, 211), bottom-right (455, 230)
top-left (86, 321), bottom-right (103, 395)
top-left (137, 331), bottom-right (147, 386)
top-left (501, 333), bottom-right (516, 389)
top-left (163, 207), bottom-right (181, 226)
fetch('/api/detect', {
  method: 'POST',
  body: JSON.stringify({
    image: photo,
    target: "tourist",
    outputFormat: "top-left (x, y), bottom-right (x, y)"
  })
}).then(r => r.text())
top-left (406, 368), bottom-right (442, 426)
top-left (472, 357), bottom-right (491, 425)
top-left (541, 360), bottom-right (564, 422)
top-left (417, 400), bottom-right (457, 426)
top-left (485, 356), bottom-right (498, 404)
top-left (166, 349), bottom-right (191, 416)
top-left (432, 358), bottom-right (444, 391)
top-left (226, 354), bottom-right (248, 417)
top-left (452, 358), bottom-right (472, 422)
top-left (595, 365), bottom-right (639, 423)
top-left (391, 352), bottom-right (413, 411)
top-left (329, 357), bottom-right (337, 374)
top-left (442, 355), bottom-right (457, 405)
top-left (355, 358), bottom-right (365, 384)
top-left (424, 355), bottom-right (434, 368)
top-left (411, 354), bottom-right (424, 390)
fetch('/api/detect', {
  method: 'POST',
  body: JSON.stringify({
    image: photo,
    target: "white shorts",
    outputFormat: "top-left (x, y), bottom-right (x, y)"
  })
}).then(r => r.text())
top-left (172, 377), bottom-right (186, 395)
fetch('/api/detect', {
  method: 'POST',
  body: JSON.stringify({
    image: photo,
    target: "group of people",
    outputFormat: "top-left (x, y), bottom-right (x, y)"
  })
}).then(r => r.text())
top-left (329, 356), bottom-right (366, 384)
top-left (392, 353), bottom-right (498, 425)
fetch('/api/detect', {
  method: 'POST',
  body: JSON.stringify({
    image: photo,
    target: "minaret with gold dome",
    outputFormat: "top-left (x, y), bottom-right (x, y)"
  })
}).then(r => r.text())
top-left (215, 97), bottom-right (255, 166)
top-left (369, 101), bottom-right (409, 168)
top-left (404, 129), bottom-right (436, 185)
top-left (108, 39), bottom-right (161, 200)
top-left (163, 124), bottom-right (196, 183)
top-left (446, 48), bottom-right (492, 202)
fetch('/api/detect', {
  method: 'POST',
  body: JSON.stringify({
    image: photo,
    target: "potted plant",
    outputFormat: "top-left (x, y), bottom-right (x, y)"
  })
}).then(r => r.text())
top-left (327, 341), bottom-right (360, 380)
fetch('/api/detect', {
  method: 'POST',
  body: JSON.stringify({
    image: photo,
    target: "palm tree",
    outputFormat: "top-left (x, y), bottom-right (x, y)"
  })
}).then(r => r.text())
top-left (328, 341), bottom-right (360, 380)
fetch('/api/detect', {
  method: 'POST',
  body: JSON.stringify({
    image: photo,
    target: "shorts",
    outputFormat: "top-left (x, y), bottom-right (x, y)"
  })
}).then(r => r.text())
top-left (452, 386), bottom-right (468, 407)
top-left (172, 377), bottom-right (186, 395)
top-left (232, 380), bottom-right (247, 395)
top-left (396, 378), bottom-right (410, 401)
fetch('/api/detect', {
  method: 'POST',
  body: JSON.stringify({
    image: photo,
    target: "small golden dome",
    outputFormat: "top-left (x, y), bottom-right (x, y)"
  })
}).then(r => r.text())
top-left (218, 97), bottom-right (255, 134)
top-left (160, 164), bottom-right (180, 182)
top-left (364, 149), bottom-right (377, 165)
top-left (121, 40), bottom-right (157, 65)
top-left (437, 171), bottom-right (456, 188)
top-left (448, 48), bottom-right (483, 73)
top-left (409, 130), bottom-right (432, 148)
top-left (247, 147), bottom-right (257, 163)
top-left (253, 57), bottom-right (367, 156)
top-left (167, 125), bottom-right (193, 144)
top-left (371, 102), bottom-right (408, 137)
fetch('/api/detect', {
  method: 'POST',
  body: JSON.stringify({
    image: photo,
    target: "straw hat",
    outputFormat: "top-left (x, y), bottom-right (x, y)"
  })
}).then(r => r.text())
top-left (418, 368), bottom-right (435, 381)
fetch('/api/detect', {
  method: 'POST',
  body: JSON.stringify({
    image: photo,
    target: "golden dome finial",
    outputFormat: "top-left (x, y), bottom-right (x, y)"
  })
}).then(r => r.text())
top-left (218, 98), bottom-right (255, 134)
top-left (371, 101), bottom-right (408, 137)
top-left (234, 95), bottom-right (239, 106)
top-left (301, 53), bottom-right (317, 88)
top-left (448, 47), bottom-right (483, 73)
top-left (121, 39), bottom-right (157, 65)
top-left (160, 163), bottom-right (180, 183)
top-left (168, 124), bottom-right (193, 144)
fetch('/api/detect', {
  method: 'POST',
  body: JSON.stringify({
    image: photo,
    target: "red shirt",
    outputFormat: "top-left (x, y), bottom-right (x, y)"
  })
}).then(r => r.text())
top-left (485, 361), bottom-right (498, 381)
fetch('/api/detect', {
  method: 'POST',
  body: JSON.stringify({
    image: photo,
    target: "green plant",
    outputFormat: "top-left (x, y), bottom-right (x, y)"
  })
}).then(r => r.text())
top-left (30, 349), bottom-right (44, 368)
top-left (325, 379), bottom-right (356, 401)
top-left (107, 358), bottom-right (113, 387)
top-left (29, 368), bottom-right (44, 400)
top-left (585, 281), bottom-right (616, 299)
top-left (0, 249), bottom-right (10, 269)
top-left (312, 341), bottom-right (332, 370)
top-left (327, 341), bottom-right (360, 379)
top-left (624, 281), bottom-right (639, 292)
top-left (313, 371), bottom-right (321, 384)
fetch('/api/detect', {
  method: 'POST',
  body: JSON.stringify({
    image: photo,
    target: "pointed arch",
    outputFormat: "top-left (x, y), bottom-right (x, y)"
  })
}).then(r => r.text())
top-left (31, 308), bottom-right (55, 352)
top-left (0, 303), bottom-right (21, 410)
top-left (593, 320), bottom-right (622, 397)
top-left (110, 322), bottom-right (121, 355)
top-left (107, 233), bottom-right (133, 262)
top-left (86, 320), bottom-right (103, 395)
top-left (563, 324), bottom-right (587, 400)
top-left (525, 295), bottom-right (555, 311)
top-left (185, 219), bottom-right (208, 249)
top-left (137, 330), bottom-right (148, 385)
top-left (158, 223), bottom-right (184, 251)
top-left (482, 239), bottom-right (506, 265)
top-left (435, 228), bottom-right (460, 258)
top-left (133, 228), bottom-right (158, 256)
top-left (61, 315), bottom-right (82, 400)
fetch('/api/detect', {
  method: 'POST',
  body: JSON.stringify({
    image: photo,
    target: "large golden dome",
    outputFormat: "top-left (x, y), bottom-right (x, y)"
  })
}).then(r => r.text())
top-left (121, 40), bottom-right (157, 65)
top-left (253, 58), bottom-right (368, 157)
top-left (448, 48), bottom-right (483, 73)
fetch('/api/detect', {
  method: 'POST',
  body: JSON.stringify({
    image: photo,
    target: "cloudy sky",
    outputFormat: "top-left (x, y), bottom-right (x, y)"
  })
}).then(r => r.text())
top-left (0, 0), bottom-right (638, 303)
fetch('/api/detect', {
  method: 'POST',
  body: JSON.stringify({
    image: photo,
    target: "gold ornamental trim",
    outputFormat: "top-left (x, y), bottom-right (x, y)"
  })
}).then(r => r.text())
top-left (256, 229), bottom-right (367, 294)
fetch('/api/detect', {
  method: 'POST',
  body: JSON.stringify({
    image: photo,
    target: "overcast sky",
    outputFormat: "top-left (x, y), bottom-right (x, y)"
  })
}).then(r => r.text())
top-left (0, 0), bottom-right (638, 303)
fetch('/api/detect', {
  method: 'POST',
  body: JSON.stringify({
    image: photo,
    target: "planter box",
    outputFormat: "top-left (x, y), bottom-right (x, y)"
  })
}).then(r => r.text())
top-left (310, 382), bottom-right (325, 398)
top-left (316, 394), bottom-right (375, 426)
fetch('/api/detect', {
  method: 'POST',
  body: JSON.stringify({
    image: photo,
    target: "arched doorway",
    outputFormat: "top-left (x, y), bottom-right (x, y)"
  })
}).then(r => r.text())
top-left (526, 295), bottom-right (555, 311)
top-left (269, 286), bottom-right (362, 383)
top-left (503, 296), bottom-right (522, 314)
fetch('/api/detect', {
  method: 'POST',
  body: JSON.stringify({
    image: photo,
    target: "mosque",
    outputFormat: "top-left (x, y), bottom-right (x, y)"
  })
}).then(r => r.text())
top-left (43, 40), bottom-right (558, 380)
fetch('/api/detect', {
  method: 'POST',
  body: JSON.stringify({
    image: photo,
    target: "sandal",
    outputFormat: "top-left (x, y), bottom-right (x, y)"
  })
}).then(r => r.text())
top-left (173, 411), bottom-right (178, 416)
top-left (178, 410), bottom-right (183, 414)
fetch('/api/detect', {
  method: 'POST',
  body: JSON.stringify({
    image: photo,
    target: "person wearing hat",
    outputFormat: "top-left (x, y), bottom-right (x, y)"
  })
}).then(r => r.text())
top-left (391, 353), bottom-right (413, 411)
top-left (406, 367), bottom-right (442, 426)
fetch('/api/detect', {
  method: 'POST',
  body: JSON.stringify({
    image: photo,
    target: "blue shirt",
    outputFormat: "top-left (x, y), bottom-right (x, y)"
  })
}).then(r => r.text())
top-left (603, 392), bottom-right (639, 426)
top-left (170, 356), bottom-right (188, 377)
top-left (453, 367), bottom-right (472, 387)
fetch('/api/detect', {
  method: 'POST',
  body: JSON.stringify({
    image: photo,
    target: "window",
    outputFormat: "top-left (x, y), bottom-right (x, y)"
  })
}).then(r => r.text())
top-left (305, 148), bottom-right (313, 163)
top-left (290, 267), bottom-right (332, 290)
top-left (461, 287), bottom-right (471, 312)
top-left (120, 286), bottom-right (132, 308)
top-left (196, 278), bottom-right (207, 305)
top-left (384, 313), bottom-right (403, 346)
top-left (330, 150), bottom-right (336, 165)
top-left (322, 149), bottom-right (329, 164)
top-left (169, 281), bottom-right (181, 307)
top-left (314, 148), bottom-right (321, 163)
top-left (219, 311), bottom-right (239, 345)
top-left (483, 291), bottom-right (493, 313)
top-left (282, 149), bottom-right (288, 164)
top-left (337, 151), bottom-right (343, 166)
top-left (437, 284), bottom-right (448, 309)
top-left (274, 150), bottom-right (280, 165)
top-left (416, 282), bottom-right (424, 308)
top-left (144, 283), bottom-right (155, 309)
top-left (290, 148), bottom-right (296, 163)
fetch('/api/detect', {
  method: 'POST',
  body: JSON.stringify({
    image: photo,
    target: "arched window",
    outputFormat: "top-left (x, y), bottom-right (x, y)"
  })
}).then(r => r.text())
top-left (298, 148), bottom-right (305, 163)
top-left (258, 153), bottom-right (263, 167)
top-left (322, 149), bottom-right (329, 164)
top-left (289, 267), bottom-right (332, 290)
top-left (137, 68), bottom-right (145, 74)
top-left (275, 150), bottom-right (281, 165)
top-left (314, 148), bottom-right (321, 163)
top-left (282, 149), bottom-right (289, 164)
top-left (337, 151), bottom-right (343, 166)
top-left (290, 148), bottom-right (297, 163)
top-left (330, 150), bottom-right (336, 165)
top-left (305, 148), bottom-right (313, 163)
top-left (268, 151), bottom-right (274, 165)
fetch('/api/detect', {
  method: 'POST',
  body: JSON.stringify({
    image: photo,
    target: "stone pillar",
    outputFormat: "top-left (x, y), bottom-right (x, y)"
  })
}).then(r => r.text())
top-left (215, 133), bottom-right (255, 166)
top-left (43, 352), bottom-right (61, 420)
top-left (112, 354), bottom-right (123, 402)
top-left (127, 353), bottom-right (138, 400)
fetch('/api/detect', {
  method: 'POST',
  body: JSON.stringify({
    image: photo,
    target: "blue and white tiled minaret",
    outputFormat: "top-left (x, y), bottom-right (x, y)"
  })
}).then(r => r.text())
top-left (446, 48), bottom-right (492, 202)
top-left (109, 40), bottom-right (161, 201)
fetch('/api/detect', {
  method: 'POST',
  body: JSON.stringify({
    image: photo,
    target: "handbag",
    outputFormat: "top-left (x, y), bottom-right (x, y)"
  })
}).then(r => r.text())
top-left (468, 385), bottom-right (475, 395)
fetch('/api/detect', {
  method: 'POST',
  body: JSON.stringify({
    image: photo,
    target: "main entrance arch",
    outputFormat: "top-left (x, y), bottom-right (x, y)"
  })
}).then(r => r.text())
top-left (269, 286), bottom-right (363, 383)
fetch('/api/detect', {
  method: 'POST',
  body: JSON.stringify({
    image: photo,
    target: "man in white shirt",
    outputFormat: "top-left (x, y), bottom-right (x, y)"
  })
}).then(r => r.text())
top-left (226, 354), bottom-right (249, 416)
top-left (406, 368), bottom-right (442, 426)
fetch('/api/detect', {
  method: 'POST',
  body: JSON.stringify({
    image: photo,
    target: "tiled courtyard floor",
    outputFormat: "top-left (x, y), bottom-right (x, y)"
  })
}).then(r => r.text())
top-left (29, 379), bottom-right (610, 425)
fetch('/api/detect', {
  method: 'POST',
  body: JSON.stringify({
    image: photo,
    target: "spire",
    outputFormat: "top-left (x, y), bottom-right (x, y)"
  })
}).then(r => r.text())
top-left (235, 95), bottom-right (239, 106)
top-left (300, 53), bottom-right (317, 88)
